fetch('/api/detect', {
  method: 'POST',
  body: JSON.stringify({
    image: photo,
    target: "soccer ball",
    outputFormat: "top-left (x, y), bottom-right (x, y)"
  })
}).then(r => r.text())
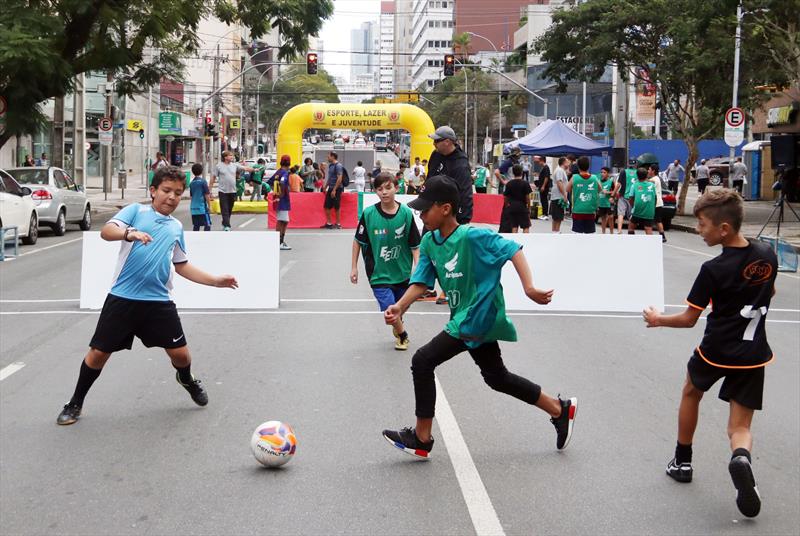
top-left (250, 421), bottom-right (297, 467)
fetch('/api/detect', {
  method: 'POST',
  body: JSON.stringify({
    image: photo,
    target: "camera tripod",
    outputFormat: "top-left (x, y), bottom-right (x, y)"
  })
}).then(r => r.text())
top-left (756, 172), bottom-right (800, 271)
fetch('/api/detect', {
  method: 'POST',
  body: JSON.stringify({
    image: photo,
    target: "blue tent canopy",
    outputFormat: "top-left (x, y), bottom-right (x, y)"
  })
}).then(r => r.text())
top-left (504, 119), bottom-right (612, 156)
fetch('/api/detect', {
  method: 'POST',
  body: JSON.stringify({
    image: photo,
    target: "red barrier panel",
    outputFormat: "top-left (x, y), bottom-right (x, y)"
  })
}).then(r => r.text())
top-left (267, 192), bottom-right (360, 229)
top-left (472, 193), bottom-right (504, 225)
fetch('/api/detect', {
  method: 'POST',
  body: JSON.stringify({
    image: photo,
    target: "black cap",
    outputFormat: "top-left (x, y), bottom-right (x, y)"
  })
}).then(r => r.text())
top-left (408, 175), bottom-right (459, 212)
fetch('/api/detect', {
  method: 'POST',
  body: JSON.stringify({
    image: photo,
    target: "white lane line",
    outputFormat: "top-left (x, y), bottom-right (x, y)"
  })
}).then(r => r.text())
top-left (18, 237), bottom-right (83, 257)
top-left (279, 260), bottom-right (297, 279)
top-left (0, 362), bottom-right (26, 381)
top-left (281, 298), bottom-right (375, 302)
top-left (435, 377), bottom-right (505, 536)
top-left (665, 243), bottom-right (800, 280)
top-left (0, 299), bottom-right (79, 303)
top-left (238, 217), bottom-right (256, 229)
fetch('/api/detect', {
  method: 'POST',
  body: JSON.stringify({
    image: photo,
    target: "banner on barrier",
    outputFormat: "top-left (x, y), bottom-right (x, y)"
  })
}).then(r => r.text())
top-left (80, 232), bottom-right (280, 309)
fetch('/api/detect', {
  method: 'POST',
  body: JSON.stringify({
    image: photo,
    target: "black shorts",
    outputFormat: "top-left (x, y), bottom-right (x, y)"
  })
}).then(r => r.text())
top-left (697, 179), bottom-right (709, 193)
top-left (654, 206), bottom-right (664, 223)
top-left (90, 294), bottom-right (187, 353)
top-left (191, 213), bottom-right (211, 228)
top-left (571, 217), bottom-right (596, 233)
top-left (631, 215), bottom-right (654, 228)
top-left (323, 188), bottom-right (342, 209)
top-left (499, 205), bottom-right (531, 232)
top-left (687, 352), bottom-right (765, 410)
top-left (597, 206), bottom-right (611, 217)
top-left (549, 200), bottom-right (565, 221)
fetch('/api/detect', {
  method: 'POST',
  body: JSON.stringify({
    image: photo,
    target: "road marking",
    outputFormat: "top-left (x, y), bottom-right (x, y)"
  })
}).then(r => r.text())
top-left (279, 260), bottom-right (297, 278)
top-left (238, 218), bottom-right (255, 228)
top-left (0, 299), bottom-right (79, 303)
top-left (435, 377), bottom-right (505, 536)
top-left (0, 362), bottom-right (26, 381)
top-left (18, 237), bottom-right (83, 257)
top-left (281, 298), bottom-right (375, 302)
top-left (665, 243), bottom-right (799, 280)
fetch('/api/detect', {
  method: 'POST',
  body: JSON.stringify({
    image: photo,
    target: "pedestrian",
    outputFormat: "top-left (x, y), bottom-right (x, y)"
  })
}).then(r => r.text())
top-left (313, 162), bottom-right (324, 191)
top-left (498, 164), bottom-right (532, 233)
top-left (371, 160), bottom-right (383, 190)
top-left (494, 147), bottom-right (521, 195)
top-left (731, 157), bottom-right (747, 194)
top-left (235, 167), bottom-right (246, 202)
top-left (380, 175), bottom-right (577, 458)
top-left (37, 153), bottom-right (49, 167)
top-left (630, 167), bottom-right (656, 235)
top-left (521, 156), bottom-right (531, 182)
top-left (353, 160), bottom-right (367, 193)
top-left (648, 164), bottom-right (668, 242)
top-left (396, 165), bottom-right (407, 194)
top-left (597, 167), bottom-right (615, 234)
top-left (152, 152), bottom-right (168, 170)
top-left (300, 158), bottom-right (316, 192)
top-left (321, 151), bottom-right (345, 229)
top-left (249, 158), bottom-right (265, 201)
top-left (426, 126), bottom-right (473, 224)
top-left (272, 155), bottom-right (293, 250)
top-left (534, 156), bottom-right (551, 220)
top-left (350, 171), bottom-right (421, 351)
top-left (289, 165), bottom-right (303, 193)
top-left (408, 166), bottom-right (423, 194)
top-left (567, 156), bottom-right (602, 234)
top-left (55, 166), bottom-right (238, 426)
top-left (549, 157), bottom-right (570, 233)
top-left (473, 162), bottom-right (490, 194)
top-left (643, 189), bottom-right (777, 519)
top-left (210, 151), bottom-right (255, 231)
top-left (23, 154), bottom-right (35, 166)
top-left (413, 156), bottom-right (425, 176)
top-left (621, 160), bottom-right (639, 234)
top-left (189, 163), bottom-right (212, 231)
top-left (696, 159), bottom-right (710, 195)
top-left (666, 159), bottom-right (685, 194)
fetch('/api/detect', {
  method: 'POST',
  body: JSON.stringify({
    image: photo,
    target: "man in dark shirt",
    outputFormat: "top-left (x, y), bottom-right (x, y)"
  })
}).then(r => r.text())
top-left (495, 147), bottom-right (521, 195)
top-left (426, 126), bottom-right (473, 224)
top-left (534, 155), bottom-right (551, 218)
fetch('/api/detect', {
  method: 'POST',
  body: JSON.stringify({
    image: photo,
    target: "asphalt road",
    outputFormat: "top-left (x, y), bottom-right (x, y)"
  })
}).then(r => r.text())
top-left (1, 206), bottom-right (798, 536)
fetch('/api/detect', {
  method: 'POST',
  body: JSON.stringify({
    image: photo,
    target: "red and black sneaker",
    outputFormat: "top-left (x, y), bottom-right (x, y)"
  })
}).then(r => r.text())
top-left (550, 396), bottom-right (577, 450)
top-left (382, 427), bottom-right (434, 459)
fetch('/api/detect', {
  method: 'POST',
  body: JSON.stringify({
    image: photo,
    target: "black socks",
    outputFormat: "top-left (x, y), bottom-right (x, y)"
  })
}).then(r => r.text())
top-left (675, 442), bottom-right (693, 464)
top-left (69, 360), bottom-right (103, 407)
top-left (174, 364), bottom-right (193, 384)
top-left (732, 447), bottom-right (752, 462)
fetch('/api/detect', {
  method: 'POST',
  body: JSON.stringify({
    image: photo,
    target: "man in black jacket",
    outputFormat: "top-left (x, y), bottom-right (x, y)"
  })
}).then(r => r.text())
top-left (426, 126), bottom-right (473, 224)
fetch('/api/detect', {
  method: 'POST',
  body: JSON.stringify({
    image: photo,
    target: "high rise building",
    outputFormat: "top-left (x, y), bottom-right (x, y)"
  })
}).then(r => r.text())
top-left (379, 1), bottom-right (396, 96)
top-left (351, 21), bottom-right (377, 81)
top-left (393, 0), bottom-right (414, 93)
top-left (410, 0), bottom-right (455, 91)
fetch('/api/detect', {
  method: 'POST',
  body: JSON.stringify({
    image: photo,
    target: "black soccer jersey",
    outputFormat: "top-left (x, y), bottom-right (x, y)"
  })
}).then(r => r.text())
top-left (686, 239), bottom-right (778, 368)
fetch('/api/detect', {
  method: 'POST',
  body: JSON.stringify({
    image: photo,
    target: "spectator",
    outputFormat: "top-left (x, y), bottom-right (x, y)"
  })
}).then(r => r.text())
top-left (731, 157), bottom-right (747, 194)
top-left (498, 163), bottom-right (533, 233)
top-left (152, 152), bottom-right (168, 170)
top-left (666, 159), bottom-right (685, 194)
top-left (189, 163), bottom-right (212, 231)
top-left (37, 153), bottom-right (49, 167)
top-left (695, 159), bottom-right (710, 195)
top-left (597, 166), bottom-right (615, 234)
top-left (648, 164), bottom-right (667, 242)
top-left (321, 151), bottom-right (345, 229)
top-left (426, 125), bottom-right (473, 224)
top-left (289, 165), bottom-right (303, 193)
top-left (474, 162), bottom-right (490, 194)
top-left (549, 157), bottom-right (570, 233)
top-left (534, 155), bottom-right (551, 220)
top-left (249, 158), bottom-right (265, 201)
top-left (300, 157), bottom-right (316, 192)
top-left (495, 147), bottom-right (521, 195)
top-left (313, 162), bottom-right (324, 191)
top-left (396, 164), bottom-right (408, 194)
top-left (566, 156), bottom-right (602, 234)
top-left (353, 160), bottom-right (367, 193)
top-left (23, 154), bottom-right (35, 166)
top-left (408, 165), bottom-right (423, 194)
top-left (521, 156), bottom-right (531, 182)
top-left (210, 151), bottom-right (255, 231)
top-left (371, 160), bottom-right (383, 190)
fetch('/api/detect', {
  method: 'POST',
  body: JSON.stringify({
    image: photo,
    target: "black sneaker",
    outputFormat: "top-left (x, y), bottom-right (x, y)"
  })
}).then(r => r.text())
top-left (729, 455), bottom-right (761, 517)
top-left (56, 402), bottom-right (82, 425)
top-left (176, 373), bottom-right (208, 406)
top-left (334, 224), bottom-right (342, 229)
top-left (382, 427), bottom-right (434, 459)
top-left (666, 458), bottom-right (693, 483)
top-left (550, 396), bottom-right (577, 450)
top-left (320, 223), bottom-right (333, 229)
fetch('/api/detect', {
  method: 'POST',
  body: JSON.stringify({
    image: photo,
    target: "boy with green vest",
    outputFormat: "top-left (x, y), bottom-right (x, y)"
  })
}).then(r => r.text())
top-left (473, 163), bottom-right (490, 193)
top-left (249, 158), bottom-right (266, 201)
top-left (615, 162), bottom-right (638, 234)
top-left (631, 167), bottom-right (657, 235)
top-left (567, 156), bottom-right (602, 233)
top-left (381, 175), bottom-right (577, 459)
top-left (351, 172), bottom-right (421, 350)
top-left (597, 167), bottom-right (615, 233)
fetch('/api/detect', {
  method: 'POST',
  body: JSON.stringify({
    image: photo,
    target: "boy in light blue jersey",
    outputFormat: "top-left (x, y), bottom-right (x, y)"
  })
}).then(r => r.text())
top-left (56, 166), bottom-right (239, 426)
top-left (189, 163), bottom-right (211, 231)
top-left (381, 175), bottom-right (578, 459)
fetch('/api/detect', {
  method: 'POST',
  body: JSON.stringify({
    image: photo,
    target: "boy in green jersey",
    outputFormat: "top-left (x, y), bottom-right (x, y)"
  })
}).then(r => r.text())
top-left (381, 175), bottom-right (578, 459)
top-left (473, 163), bottom-right (490, 193)
top-left (631, 167), bottom-right (657, 235)
top-left (249, 158), bottom-right (266, 201)
top-left (566, 156), bottom-right (602, 233)
top-left (352, 172), bottom-right (421, 350)
top-left (597, 167), bottom-right (615, 233)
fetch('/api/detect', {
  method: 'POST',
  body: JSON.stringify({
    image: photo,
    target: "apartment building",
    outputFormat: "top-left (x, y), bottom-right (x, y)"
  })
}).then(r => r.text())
top-left (410, 0), bottom-right (455, 90)
top-left (379, 2), bottom-right (396, 96)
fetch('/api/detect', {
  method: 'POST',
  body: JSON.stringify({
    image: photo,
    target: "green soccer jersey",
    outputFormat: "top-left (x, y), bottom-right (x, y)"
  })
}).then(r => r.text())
top-left (571, 173), bottom-right (601, 214)
top-left (599, 178), bottom-right (614, 208)
top-left (355, 203), bottom-right (421, 286)
top-left (624, 168), bottom-right (638, 198)
top-left (474, 167), bottom-right (488, 188)
top-left (632, 180), bottom-right (657, 220)
top-left (410, 225), bottom-right (522, 348)
top-left (252, 164), bottom-right (264, 184)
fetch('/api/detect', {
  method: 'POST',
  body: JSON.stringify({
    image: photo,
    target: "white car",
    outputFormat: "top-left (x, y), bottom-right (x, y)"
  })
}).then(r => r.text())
top-left (353, 137), bottom-right (367, 148)
top-left (0, 169), bottom-right (39, 245)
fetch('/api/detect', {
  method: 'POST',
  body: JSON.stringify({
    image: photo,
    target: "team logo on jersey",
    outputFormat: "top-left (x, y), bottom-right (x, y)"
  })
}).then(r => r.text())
top-left (394, 227), bottom-right (405, 239)
top-left (358, 224), bottom-right (364, 235)
top-left (579, 192), bottom-right (591, 202)
top-left (742, 260), bottom-right (773, 285)
top-left (444, 252), bottom-right (463, 278)
top-left (380, 246), bottom-right (400, 261)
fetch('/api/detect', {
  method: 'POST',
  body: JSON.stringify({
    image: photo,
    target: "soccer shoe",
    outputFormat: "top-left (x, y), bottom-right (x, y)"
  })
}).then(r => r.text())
top-left (56, 403), bottom-right (82, 425)
top-left (394, 332), bottom-right (409, 351)
top-left (382, 427), bottom-right (434, 459)
top-left (666, 458), bottom-right (693, 483)
top-left (280, 242), bottom-right (292, 250)
top-left (319, 223), bottom-right (333, 229)
top-left (550, 396), bottom-right (578, 450)
top-left (729, 456), bottom-right (761, 517)
top-left (334, 224), bottom-right (342, 229)
top-left (176, 373), bottom-right (209, 406)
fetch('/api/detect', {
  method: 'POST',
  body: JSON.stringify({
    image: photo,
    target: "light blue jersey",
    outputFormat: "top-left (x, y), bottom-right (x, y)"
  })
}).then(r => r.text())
top-left (108, 204), bottom-right (188, 301)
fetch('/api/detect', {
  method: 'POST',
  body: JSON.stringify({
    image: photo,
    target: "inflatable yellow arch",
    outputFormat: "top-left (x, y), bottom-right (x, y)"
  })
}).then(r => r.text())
top-left (275, 103), bottom-right (436, 168)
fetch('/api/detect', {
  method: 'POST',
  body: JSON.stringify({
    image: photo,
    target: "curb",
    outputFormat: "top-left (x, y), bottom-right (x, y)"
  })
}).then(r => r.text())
top-left (670, 220), bottom-right (800, 253)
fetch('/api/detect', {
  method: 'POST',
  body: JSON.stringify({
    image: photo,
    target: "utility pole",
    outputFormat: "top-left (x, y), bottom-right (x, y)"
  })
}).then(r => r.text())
top-left (612, 64), bottom-right (628, 170)
top-left (72, 73), bottom-right (86, 186)
top-left (728, 0), bottom-right (743, 189)
top-left (103, 71), bottom-right (113, 200)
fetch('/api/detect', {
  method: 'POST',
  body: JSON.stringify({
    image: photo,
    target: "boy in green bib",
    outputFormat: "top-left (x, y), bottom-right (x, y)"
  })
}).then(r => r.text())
top-left (566, 156), bottom-right (602, 233)
top-left (597, 167), bottom-right (615, 233)
top-left (474, 163), bottom-right (490, 193)
top-left (381, 175), bottom-right (578, 459)
top-left (631, 167), bottom-right (656, 235)
top-left (351, 172), bottom-right (421, 351)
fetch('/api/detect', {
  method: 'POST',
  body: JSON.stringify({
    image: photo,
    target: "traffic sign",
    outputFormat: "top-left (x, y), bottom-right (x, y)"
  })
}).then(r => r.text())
top-left (99, 116), bottom-right (113, 145)
top-left (230, 118), bottom-right (241, 129)
top-left (99, 117), bottom-right (113, 132)
top-left (724, 107), bottom-right (745, 147)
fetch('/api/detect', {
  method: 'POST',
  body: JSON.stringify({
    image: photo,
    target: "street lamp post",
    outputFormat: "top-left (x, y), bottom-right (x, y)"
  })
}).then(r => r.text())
top-left (729, 0), bottom-right (743, 189)
top-left (467, 31), bottom-right (502, 148)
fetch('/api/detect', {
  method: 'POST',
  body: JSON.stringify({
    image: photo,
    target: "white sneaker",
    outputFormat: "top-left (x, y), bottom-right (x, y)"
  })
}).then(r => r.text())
top-left (280, 243), bottom-right (292, 250)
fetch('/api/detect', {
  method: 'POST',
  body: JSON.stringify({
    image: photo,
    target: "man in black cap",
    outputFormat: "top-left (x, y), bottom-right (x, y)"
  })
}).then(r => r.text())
top-left (426, 126), bottom-right (473, 225)
top-left (495, 146), bottom-right (521, 195)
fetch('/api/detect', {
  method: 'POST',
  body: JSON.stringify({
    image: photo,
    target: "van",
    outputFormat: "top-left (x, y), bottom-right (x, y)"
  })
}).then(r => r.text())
top-left (374, 134), bottom-right (388, 151)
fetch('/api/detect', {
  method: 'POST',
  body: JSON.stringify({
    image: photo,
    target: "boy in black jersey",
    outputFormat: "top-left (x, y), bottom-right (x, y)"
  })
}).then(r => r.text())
top-left (643, 189), bottom-right (778, 518)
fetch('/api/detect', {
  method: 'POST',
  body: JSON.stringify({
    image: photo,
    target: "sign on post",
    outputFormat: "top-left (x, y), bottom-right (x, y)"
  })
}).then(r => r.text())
top-left (229, 118), bottom-right (241, 129)
top-left (126, 119), bottom-right (143, 131)
top-left (724, 107), bottom-right (745, 147)
top-left (98, 116), bottom-right (113, 146)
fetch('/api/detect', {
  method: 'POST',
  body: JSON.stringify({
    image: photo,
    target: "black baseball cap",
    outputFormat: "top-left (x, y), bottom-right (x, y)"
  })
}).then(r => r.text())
top-left (408, 175), bottom-right (459, 212)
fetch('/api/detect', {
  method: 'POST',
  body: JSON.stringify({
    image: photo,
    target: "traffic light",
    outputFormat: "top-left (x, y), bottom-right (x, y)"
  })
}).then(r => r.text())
top-left (207, 123), bottom-right (218, 140)
top-left (306, 53), bottom-right (318, 75)
top-left (138, 128), bottom-right (145, 140)
top-left (444, 54), bottom-right (455, 77)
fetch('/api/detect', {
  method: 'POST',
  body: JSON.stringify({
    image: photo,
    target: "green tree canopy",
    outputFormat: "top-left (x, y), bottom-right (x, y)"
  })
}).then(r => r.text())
top-left (0, 0), bottom-right (334, 148)
top-left (257, 66), bottom-right (339, 137)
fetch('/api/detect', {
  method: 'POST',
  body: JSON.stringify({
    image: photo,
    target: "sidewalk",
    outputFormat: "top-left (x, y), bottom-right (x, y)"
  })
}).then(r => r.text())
top-left (670, 188), bottom-right (800, 250)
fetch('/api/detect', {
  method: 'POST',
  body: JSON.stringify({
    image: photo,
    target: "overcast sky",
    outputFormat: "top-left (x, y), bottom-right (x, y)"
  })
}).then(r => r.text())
top-left (318, 0), bottom-right (381, 82)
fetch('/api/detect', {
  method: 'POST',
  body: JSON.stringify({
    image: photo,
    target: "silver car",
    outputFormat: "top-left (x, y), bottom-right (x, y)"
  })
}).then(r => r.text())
top-left (5, 167), bottom-right (91, 235)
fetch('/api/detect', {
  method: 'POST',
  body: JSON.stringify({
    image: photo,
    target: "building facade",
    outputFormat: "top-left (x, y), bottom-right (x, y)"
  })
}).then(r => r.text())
top-left (410, 0), bottom-right (455, 90)
top-left (379, 2), bottom-right (396, 96)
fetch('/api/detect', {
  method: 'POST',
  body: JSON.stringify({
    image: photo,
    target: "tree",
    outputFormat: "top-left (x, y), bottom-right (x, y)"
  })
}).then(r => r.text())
top-left (452, 32), bottom-right (472, 61)
top-left (532, 0), bottom-right (791, 214)
top-left (0, 0), bottom-right (334, 149)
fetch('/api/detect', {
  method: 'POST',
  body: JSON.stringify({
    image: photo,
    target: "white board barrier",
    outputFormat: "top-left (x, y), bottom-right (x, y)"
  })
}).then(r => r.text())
top-left (80, 232), bottom-right (280, 309)
top-left (500, 234), bottom-right (664, 312)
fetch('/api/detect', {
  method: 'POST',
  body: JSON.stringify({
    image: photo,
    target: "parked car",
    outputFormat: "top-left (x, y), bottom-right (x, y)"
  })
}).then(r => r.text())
top-left (0, 169), bottom-right (38, 245)
top-left (352, 137), bottom-right (367, 148)
top-left (333, 138), bottom-right (346, 150)
top-left (5, 166), bottom-right (91, 235)
top-left (706, 157), bottom-right (731, 186)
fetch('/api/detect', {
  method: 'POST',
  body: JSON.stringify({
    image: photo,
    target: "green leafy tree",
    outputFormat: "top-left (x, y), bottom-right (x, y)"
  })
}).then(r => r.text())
top-left (0, 0), bottom-right (334, 149)
top-left (533, 0), bottom-right (792, 213)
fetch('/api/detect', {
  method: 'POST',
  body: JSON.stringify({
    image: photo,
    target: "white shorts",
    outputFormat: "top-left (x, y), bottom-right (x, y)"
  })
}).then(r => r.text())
top-left (276, 210), bottom-right (290, 222)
